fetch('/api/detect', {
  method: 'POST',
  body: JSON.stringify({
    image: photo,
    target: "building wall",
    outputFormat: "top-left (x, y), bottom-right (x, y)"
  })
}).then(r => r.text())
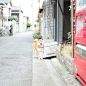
top-left (0, 19), bottom-right (2, 27)
top-left (43, 0), bottom-right (55, 39)
top-left (19, 12), bottom-right (23, 32)
top-left (22, 16), bottom-right (27, 32)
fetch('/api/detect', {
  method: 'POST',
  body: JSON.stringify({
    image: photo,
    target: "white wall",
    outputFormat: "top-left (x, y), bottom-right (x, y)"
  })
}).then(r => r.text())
top-left (40, 0), bottom-right (44, 8)
top-left (19, 12), bottom-right (23, 32)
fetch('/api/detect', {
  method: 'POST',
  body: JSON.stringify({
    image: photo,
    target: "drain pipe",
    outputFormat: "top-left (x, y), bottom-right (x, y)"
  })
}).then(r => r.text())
top-left (57, 0), bottom-right (59, 45)
top-left (71, 0), bottom-right (74, 58)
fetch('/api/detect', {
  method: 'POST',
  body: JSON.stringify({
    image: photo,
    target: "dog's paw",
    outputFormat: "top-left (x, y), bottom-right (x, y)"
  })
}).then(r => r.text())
top-left (38, 58), bottom-right (40, 60)
top-left (41, 58), bottom-right (43, 60)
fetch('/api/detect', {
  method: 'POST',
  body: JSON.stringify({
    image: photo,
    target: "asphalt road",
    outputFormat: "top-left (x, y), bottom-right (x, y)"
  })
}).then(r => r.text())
top-left (0, 32), bottom-right (33, 86)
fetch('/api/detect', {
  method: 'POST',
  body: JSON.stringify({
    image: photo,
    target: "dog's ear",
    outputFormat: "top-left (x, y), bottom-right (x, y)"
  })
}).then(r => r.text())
top-left (41, 38), bottom-right (43, 40)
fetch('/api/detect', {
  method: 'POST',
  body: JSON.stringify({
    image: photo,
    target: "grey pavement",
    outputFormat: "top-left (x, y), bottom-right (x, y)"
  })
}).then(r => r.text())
top-left (32, 57), bottom-right (67, 86)
top-left (49, 42), bottom-right (83, 86)
top-left (32, 57), bottom-right (82, 86)
top-left (0, 32), bottom-right (33, 86)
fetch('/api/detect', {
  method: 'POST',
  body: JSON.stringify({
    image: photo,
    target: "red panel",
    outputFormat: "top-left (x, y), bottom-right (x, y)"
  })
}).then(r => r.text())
top-left (74, 54), bottom-right (86, 81)
top-left (74, 0), bottom-right (86, 85)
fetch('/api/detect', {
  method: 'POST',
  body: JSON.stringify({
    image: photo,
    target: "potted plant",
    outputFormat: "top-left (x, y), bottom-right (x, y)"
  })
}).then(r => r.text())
top-left (33, 34), bottom-right (42, 39)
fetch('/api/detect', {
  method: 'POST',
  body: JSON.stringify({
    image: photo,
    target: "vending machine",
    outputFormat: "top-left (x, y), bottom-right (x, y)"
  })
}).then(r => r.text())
top-left (74, 0), bottom-right (86, 86)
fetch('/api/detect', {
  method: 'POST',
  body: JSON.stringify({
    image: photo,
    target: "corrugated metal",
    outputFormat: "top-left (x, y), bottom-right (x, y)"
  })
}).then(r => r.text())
top-left (58, 0), bottom-right (63, 44)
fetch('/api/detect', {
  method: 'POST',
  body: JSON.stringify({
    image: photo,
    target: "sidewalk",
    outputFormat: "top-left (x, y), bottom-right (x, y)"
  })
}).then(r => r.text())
top-left (32, 58), bottom-right (67, 86)
top-left (32, 40), bottom-right (82, 86)
top-left (49, 42), bottom-right (82, 86)
top-left (51, 58), bottom-right (82, 86)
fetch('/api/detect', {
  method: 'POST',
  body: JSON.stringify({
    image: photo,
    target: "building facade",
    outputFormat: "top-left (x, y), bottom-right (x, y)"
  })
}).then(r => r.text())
top-left (0, 0), bottom-right (12, 35)
top-left (41, 0), bottom-right (55, 40)
top-left (11, 6), bottom-right (23, 32)
top-left (39, 0), bottom-right (71, 44)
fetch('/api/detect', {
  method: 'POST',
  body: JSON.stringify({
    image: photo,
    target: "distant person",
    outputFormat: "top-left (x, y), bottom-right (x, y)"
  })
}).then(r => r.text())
top-left (9, 24), bottom-right (13, 36)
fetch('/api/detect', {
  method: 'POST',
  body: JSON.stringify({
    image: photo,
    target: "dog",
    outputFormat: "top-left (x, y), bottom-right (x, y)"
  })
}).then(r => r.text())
top-left (32, 38), bottom-right (44, 59)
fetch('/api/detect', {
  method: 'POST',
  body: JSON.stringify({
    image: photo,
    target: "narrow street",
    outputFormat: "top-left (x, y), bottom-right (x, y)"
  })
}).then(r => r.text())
top-left (0, 32), bottom-right (33, 86)
top-left (0, 0), bottom-right (85, 85)
top-left (0, 31), bottom-right (82, 86)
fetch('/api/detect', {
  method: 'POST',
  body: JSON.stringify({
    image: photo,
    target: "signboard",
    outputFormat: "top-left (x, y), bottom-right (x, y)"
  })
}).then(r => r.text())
top-left (76, 0), bottom-right (86, 12)
top-left (76, 14), bottom-right (83, 36)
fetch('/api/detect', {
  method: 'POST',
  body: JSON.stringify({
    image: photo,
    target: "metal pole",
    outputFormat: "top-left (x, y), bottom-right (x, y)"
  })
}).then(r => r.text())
top-left (47, 15), bottom-right (49, 39)
top-left (71, 0), bottom-right (74, 58)
top-left (19, 3), bottom-right (21, 32)
top-left (53, 2), bottom-right (54, 39)
top-left (57, 0), bottom-right (59, 45)
top-left (7, 5), bottom-right (8, 34)
top-left (32, 0), bottom-right (33, 26)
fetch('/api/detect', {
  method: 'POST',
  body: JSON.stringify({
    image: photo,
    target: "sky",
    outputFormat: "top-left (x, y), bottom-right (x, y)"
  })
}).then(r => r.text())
top-left (12, 0), bottom-right (39, 24)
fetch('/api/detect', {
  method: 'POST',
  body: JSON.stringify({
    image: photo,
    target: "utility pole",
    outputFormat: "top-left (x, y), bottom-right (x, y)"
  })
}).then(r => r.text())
top-left (32, 0), bottom-right (33, 29)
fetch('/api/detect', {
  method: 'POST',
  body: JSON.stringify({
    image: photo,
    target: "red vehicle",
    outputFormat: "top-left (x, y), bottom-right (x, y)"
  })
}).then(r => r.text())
top-left (74, 0), bottom-right (86, 86)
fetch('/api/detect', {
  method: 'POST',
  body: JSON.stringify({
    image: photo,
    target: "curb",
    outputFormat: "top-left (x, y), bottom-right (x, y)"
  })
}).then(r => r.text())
top-left (51, 58), bottom-right (82, 86)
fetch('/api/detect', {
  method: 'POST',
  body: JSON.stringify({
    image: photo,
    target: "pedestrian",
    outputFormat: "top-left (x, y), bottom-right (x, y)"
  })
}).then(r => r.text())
top-left (9, 24), bottom-right (13, 36)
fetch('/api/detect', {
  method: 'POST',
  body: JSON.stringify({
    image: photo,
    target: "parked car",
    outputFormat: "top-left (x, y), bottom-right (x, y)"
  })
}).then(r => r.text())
top-left (0, 27), bottom-right (5, 37)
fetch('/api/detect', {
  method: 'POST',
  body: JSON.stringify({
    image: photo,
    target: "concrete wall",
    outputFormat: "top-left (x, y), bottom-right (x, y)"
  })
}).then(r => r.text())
top-left (56, 49), bottom-right (74, 74)
top-left (19, 12), bottom-right (23, 32)
top-left (43, 0), bottom-right (55, 39)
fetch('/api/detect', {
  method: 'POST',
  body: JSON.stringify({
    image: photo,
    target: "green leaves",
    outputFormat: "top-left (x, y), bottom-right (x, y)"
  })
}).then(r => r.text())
top-left (33, 34), bottom-right (42, 39)
top-left (34, 24), bottom-right (37, 28)
top-left (10, 16), bottom-right (17, 21)
top-left (59, 46), bottom-right (64, 55)
top-left (27, 22), bottom-right (31, 28)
